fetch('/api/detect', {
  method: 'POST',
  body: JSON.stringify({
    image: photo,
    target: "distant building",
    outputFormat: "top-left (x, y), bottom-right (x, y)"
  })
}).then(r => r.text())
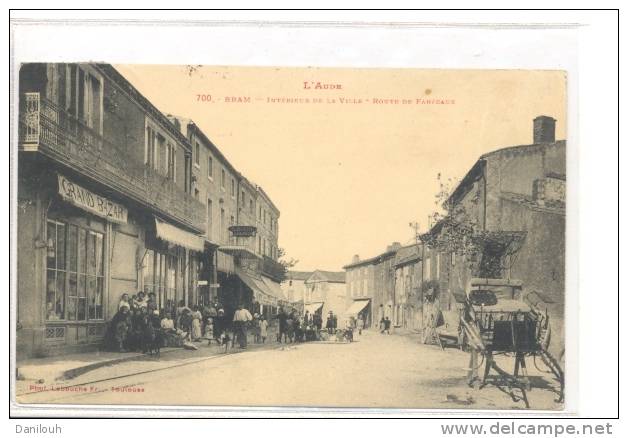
top-left (343, 242), bottom-right (402, 328)
top-left (282, 271), bottom-right (313, 304)
top-left (392, 244), bottom-right (422, 330)
top-left (303, 270), bottom-right (347, 321)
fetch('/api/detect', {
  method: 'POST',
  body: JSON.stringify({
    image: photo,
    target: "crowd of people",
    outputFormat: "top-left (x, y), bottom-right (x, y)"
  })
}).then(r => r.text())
top-left (103, 293), bottom-right (370, 353)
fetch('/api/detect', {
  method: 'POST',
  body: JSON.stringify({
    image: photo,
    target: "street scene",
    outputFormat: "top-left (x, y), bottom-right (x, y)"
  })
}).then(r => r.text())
top-left (14, 64), bottom-right (566, 411)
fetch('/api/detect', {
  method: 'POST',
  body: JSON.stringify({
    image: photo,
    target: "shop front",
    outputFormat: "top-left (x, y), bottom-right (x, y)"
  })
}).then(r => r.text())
top-left (17, 171), bottom-right (130, 358)
top-left (345, 299), bottom-right (371, 328)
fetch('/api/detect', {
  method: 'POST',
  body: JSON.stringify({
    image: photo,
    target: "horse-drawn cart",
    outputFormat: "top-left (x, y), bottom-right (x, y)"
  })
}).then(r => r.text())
top-left (460, 278), bottom-right (564, 408)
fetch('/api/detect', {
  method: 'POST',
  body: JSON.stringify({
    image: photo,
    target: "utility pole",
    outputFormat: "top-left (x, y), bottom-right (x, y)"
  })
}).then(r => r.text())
top-left (409, 221), bottom-right (423, 333)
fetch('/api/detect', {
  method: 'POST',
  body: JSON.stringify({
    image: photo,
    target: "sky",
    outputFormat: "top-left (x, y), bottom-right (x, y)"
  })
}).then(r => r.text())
top-left (115, 65), bottom-right (566, 271)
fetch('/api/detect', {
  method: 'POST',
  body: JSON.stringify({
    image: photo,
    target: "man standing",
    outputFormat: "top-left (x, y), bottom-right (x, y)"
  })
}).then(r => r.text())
top-left (276, 307), bottom-right (288, 343)
top-left (356, 315), bottom-right (364, 335)
top-left (233, 304), bottom-right (253, 349)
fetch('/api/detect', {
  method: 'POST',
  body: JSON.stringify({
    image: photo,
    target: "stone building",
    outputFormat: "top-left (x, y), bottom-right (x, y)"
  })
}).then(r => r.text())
top-left (302, 271), bottom-right (347, 322)
top-left (171, 117), bottom-right (285, 320)
top-left (342, 243), bottom-right (402, 328)
top-left (422, 115), bottom-right (566, 358)
top-left (15, 63), bottom-right (283, 358)
top-left (16, 63), bottom-right (207, 358)
top-left (392, 244), bottom-right (422, 330)
top-left (282, 271), bottom-right (313, 304)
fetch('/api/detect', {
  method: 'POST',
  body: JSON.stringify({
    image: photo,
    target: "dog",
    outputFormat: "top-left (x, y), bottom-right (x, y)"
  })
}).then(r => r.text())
top-left (219, 329), bottom-right (233, 353)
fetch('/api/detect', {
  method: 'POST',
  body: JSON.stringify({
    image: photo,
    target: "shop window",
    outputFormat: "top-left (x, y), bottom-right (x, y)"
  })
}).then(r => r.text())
top-left (46, 220), bottom-right (103, 322)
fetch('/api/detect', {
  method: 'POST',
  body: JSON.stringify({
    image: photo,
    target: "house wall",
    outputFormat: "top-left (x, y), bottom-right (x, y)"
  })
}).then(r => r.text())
top-left (189, 130), bottom-right (239, 246)
top-left (256, 193), bottom-right (279, 260)
top-left (281, 278), bottom-right (308, 303)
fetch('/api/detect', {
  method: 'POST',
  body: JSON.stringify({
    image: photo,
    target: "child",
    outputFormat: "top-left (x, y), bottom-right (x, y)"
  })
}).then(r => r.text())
top-left (259, 316), bottom-right (268, 344)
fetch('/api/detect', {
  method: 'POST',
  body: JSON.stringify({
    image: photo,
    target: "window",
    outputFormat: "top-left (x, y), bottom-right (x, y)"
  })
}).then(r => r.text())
top-left (231, 178), bottom-right (235, 198)
top-left (143, 248), bottom-right (184, 309)
top-left (221, 169), bottom-right (226, 189)
top-left (46, 220), bottom-right (103, 321)
top-left (63, 65), bottom-right (103, 134)
top-left (220, 207), bottom-right (225, 243)
top-left (249, 200), bottom-right (254, 214)
top-left (425, 257), bottom-right (431, 281)
top-left (241, 191), bottom-right (246, 206)
top-left (166, 143), bottom-right (176, 182)
top-left (194, 142), bottom-right (200, 166)
top-left (258, 235), bottom-right (262, 254)
top-left (451, 252), bottom-right (456, 266)
top-left (207, 156), bottom-right (213, 178)
top-left (207, 198), bottom-right (212, 239)
top-left (145, 126), bottom-right (157, 169)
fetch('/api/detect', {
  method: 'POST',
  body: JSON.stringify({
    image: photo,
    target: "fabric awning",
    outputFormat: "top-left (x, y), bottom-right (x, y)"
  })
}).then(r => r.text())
top-left (155, 218), bottom-right (204, 251)
top-left (260, 275), bottom-right (288, 302)
top-left (236, 269), bottom-right (276, 306)
top-left (216, 250), bottom-right (235, 274)
top-left (345, 299), bottom-right (370, 315)
top-left (304, 302), bottom-right (324, 314)
top-left (218, 245), bottom-right (260, 259)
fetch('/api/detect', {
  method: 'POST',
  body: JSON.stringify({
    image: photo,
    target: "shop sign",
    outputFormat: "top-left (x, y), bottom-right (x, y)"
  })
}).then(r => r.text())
top-left (58, 174), bottom-right (128, 224)
top-left (228, 225), bottom-right (257, 237)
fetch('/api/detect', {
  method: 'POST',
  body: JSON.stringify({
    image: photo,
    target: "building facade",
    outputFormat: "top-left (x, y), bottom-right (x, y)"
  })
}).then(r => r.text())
top-left (302, 271), bottom-right (347, 321)
top-left (342, 243), bottom-right (402, 328)
top-left (423, 115), bottom-right (566, 358)
top-left (282, 271), bottom-right (313, 304)
top-left (392, 244), bottom-right (422, 330)
top-left (16, 63), bottom-right (210, 358)
top-left (16, 63), bottom-right (283, 358)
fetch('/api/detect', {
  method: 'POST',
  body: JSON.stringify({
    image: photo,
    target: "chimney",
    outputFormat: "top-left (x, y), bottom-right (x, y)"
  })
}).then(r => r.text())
top-left (352, 255), bottom-right (360, 264)
top-left (386, 242), bottom-right (402, 252)
top-left (533, 116), bottom-right (556, 143)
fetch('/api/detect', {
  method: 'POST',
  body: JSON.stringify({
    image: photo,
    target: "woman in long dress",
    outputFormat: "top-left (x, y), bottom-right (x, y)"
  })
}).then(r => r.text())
top-left (191, 305), bottom-right (203, 341)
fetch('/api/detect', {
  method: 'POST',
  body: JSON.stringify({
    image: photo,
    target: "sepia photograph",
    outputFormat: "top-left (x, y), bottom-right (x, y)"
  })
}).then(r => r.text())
top-left (13, 62), bottom-right (568, 411)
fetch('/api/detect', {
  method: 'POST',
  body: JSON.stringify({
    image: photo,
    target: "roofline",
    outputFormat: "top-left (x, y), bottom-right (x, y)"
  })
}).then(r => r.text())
top-left (186, 121), bottom-right (240, 177)
top-left (342, 249), bottom-right (397, 270)
top-left (445, 140), bottom-right (566, 207)
top-left (256, 185), bottom-right (280, 216)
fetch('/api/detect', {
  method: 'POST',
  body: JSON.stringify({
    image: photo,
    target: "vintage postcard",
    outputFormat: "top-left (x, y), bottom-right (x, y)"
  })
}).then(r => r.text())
top-left (13, 63), bottom-right (567, 412)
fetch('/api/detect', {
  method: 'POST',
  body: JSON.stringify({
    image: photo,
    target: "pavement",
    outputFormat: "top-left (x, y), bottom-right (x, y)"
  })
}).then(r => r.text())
top-left (15, 329), bottom-right (564, 410)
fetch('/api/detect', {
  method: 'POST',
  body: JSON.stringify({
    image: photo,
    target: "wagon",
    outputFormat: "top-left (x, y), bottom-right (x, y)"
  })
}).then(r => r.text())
top-left (460, 278), bottom-right (564, 408)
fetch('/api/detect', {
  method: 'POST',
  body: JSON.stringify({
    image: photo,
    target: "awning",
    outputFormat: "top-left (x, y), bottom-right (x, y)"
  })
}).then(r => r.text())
top-left (261, 275), bottom-right (288, 302)
top-left (236, 269), bottom-right (276, 306)
top-left (218, 245), bottom-right (260, 259)
top-left (216, 250), bottom-right (235, 274)
top-left (304, 302), bottom-right (324, 314)
top-left (345, 299), bottom-right (371, 315)
top-left (155, 218), bottom-right (204, 251)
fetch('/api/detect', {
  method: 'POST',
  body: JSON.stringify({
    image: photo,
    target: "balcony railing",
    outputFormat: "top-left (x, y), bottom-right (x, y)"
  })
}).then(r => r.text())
top-left (18, 93), bottom-right (206, 232)
top-left (261, 255), bottom-right (286, 282)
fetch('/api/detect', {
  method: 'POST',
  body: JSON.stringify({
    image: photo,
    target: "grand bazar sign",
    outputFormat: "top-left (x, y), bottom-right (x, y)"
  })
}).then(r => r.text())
top-left (57, 174), bottom-right (128, 224)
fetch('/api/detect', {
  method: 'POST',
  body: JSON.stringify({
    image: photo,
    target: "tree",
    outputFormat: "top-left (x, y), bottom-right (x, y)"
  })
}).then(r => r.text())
top-left (276, 247), bottom-right (299, 282)
top-left (421, 173), bottom-right (525, 279)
